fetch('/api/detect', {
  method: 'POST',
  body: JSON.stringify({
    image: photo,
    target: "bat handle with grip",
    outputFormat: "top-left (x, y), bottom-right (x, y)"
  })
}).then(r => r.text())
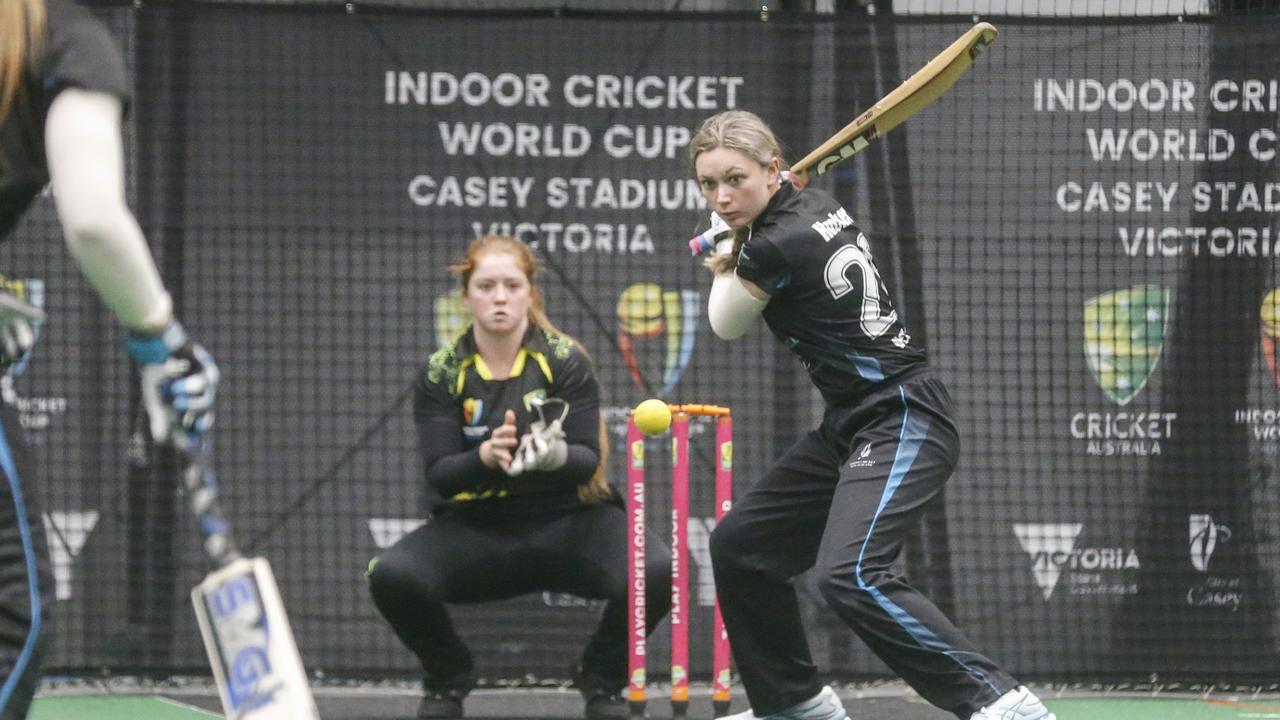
top-left (688, 231), bottom-right (717, 256)
top-left (783, 167), bottom-right (810, 189)
top-left (172, 432), bottom-right (241, 567)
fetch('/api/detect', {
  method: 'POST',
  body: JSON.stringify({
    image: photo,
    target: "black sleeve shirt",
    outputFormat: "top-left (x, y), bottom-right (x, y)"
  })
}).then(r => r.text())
top-left (0, 0), bottom-right (130, 240)
top-left (413, 324), bottom-right (603, 514)
top-left (735, 181), bottom-right (929, 404)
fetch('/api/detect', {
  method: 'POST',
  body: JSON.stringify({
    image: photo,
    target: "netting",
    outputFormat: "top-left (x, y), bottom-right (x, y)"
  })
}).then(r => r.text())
top-left (2, 1), bottom-right (1278, 687)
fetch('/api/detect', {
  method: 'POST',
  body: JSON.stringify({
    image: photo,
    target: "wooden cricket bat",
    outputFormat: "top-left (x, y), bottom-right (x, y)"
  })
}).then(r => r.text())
top-left (789, 22), bottom-right (998, 188)
top-left (177, 436), bottom-right (320, 720)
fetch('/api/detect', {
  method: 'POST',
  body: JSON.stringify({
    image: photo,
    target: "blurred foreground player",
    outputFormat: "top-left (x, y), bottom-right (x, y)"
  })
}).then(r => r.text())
top-left (0, 1), bottom-right (218, 716)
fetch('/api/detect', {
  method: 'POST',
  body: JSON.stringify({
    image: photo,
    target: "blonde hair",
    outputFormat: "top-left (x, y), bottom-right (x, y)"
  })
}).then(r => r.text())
top-left (688, 109), bottom-right (783, 169)
top-left (0, 0), bottom-right (45, 129)
top-left (689, 110), bottom-right (786, 274)
top-left (450, 235), bottom-right (613, 503)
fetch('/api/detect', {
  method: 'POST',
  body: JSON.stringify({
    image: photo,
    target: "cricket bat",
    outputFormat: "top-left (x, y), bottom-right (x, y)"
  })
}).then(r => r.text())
top-left (788, 21), bottom-right (998, 188)
top-left (178, 435), bottom-right (320, 720)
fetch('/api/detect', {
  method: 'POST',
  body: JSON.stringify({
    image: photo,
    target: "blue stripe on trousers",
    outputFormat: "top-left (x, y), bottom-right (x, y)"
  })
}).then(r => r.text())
top-left (0, 417), bottom-right (42, 712)
top-left (853, 386), bottom-right (1000, 695)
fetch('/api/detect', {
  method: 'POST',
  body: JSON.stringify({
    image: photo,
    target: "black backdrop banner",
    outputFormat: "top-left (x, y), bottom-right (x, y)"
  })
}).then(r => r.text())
top-left (1, 5), bottom-right (1276, 683)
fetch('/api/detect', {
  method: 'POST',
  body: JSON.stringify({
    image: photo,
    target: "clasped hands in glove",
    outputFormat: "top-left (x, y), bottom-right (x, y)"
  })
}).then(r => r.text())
top-left (480, 398), bottom-right (569, 477)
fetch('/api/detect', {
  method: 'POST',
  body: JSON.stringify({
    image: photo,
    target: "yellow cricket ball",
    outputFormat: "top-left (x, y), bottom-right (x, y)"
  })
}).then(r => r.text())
top-left (633, 399), bottom-right (672, 437)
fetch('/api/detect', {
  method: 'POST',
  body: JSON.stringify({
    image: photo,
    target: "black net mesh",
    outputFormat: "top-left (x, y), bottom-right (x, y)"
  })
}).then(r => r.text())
top-left (3, 1), bottom-right (1278, 687)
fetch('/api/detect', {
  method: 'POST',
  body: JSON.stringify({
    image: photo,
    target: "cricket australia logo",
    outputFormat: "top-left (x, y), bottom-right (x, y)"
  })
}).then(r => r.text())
top-left (1083, 285), bottom-right (1170, 406)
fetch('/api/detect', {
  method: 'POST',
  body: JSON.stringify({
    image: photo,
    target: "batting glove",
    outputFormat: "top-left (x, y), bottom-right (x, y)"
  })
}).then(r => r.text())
top-left (123, 320), bottom-right (219, 443)
top-left (507, 397), bottom-right (569, 477)
top-left (0, 292), bottom-right (44, 369)
top-left (688, 212), bottom-right (734, 256)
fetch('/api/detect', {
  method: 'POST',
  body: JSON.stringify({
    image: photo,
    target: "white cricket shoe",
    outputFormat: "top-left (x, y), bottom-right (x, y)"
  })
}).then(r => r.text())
top-left (723, 685), bottom-right (848, 720)
top-left (970, 686), bottom-right (1056, 720)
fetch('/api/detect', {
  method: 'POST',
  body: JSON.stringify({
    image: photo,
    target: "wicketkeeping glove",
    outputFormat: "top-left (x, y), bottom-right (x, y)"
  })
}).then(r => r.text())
top-left (123, 320), bottom-right (219, 443)
top-left (507, 397), bottom-right (569, 477)
top-left (0, 292), bottom-right (44, 368)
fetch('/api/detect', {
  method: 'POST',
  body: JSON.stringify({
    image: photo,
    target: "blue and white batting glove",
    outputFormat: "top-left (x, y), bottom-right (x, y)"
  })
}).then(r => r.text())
top-left (123, 320), bottom-right (219, 443)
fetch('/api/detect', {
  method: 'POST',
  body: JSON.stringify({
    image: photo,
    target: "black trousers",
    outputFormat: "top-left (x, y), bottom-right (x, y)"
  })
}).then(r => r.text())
top-left (710, 375), bottom-right (1016, 718)
top-left (0, 403), bottom-right (52, 720)
top-left (367, 501), bottom-right (671, 693)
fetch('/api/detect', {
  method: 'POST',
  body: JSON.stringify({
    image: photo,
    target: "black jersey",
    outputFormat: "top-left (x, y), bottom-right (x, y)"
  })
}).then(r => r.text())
top-left (734, 181), bottom-right (928, 404)
top-left (413, 324), bottom-right (603, 513)
top-left (0, 0), bottom-right (130, 240)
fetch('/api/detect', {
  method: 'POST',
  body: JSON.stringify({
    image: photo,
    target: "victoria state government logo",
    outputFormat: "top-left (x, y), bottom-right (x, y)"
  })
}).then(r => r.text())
top-left (1072, 285), bottom-right (1177, 457)
top-left (1013, 523), bottom-right (1139, 599)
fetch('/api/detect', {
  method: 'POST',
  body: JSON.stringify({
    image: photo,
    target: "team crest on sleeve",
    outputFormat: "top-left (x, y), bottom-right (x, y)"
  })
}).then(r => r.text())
top-left (522, 388), bottom-right (547, 411)
top-left (545, 332), bottom-right (575, 359)
top-left (426, 345), bottom-right (460, 390)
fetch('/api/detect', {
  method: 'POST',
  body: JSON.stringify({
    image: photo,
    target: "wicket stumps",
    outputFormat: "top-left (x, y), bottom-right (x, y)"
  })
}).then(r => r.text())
top-left (627, 403), bottom-right (733, 719)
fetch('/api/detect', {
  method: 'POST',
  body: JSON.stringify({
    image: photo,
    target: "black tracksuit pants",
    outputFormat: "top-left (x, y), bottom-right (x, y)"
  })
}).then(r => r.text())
top-left (367, 500), bottom-right (671, 693)
top-left (0, 403), bottom-right (53, 720)
top-left (710, 375), bottom-right (1016, 719)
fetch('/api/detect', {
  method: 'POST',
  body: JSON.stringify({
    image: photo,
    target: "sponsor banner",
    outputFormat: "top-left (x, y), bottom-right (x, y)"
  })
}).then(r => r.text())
top-left (12, 7), bottom-right (1277, 679)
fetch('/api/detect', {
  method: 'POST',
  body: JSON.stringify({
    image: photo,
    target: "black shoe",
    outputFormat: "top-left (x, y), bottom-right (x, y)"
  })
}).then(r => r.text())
top-left (416, 688), bottom-right (466, 719)
top-left (581, 687), bottom-right (628, 720)
top-left (570, 663), bottom-right (628, 720)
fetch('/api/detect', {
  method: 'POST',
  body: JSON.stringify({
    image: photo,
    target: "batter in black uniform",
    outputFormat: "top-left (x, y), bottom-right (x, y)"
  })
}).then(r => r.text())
top-left (0, 3), bottom-right (218, 717)
top-left (689, 111), bottom-right (1055, 720)
top-left (367, 235), bottom-right (671, 720)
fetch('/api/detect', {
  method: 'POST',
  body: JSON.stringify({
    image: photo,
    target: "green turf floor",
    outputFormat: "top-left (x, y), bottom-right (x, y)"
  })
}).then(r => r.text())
top-left (1046, 697), bottom-right (1280, 719)
top-left (30, 695), bottom-right (221, 719)
top-left (28, 690), bottom-right (1280, 719)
